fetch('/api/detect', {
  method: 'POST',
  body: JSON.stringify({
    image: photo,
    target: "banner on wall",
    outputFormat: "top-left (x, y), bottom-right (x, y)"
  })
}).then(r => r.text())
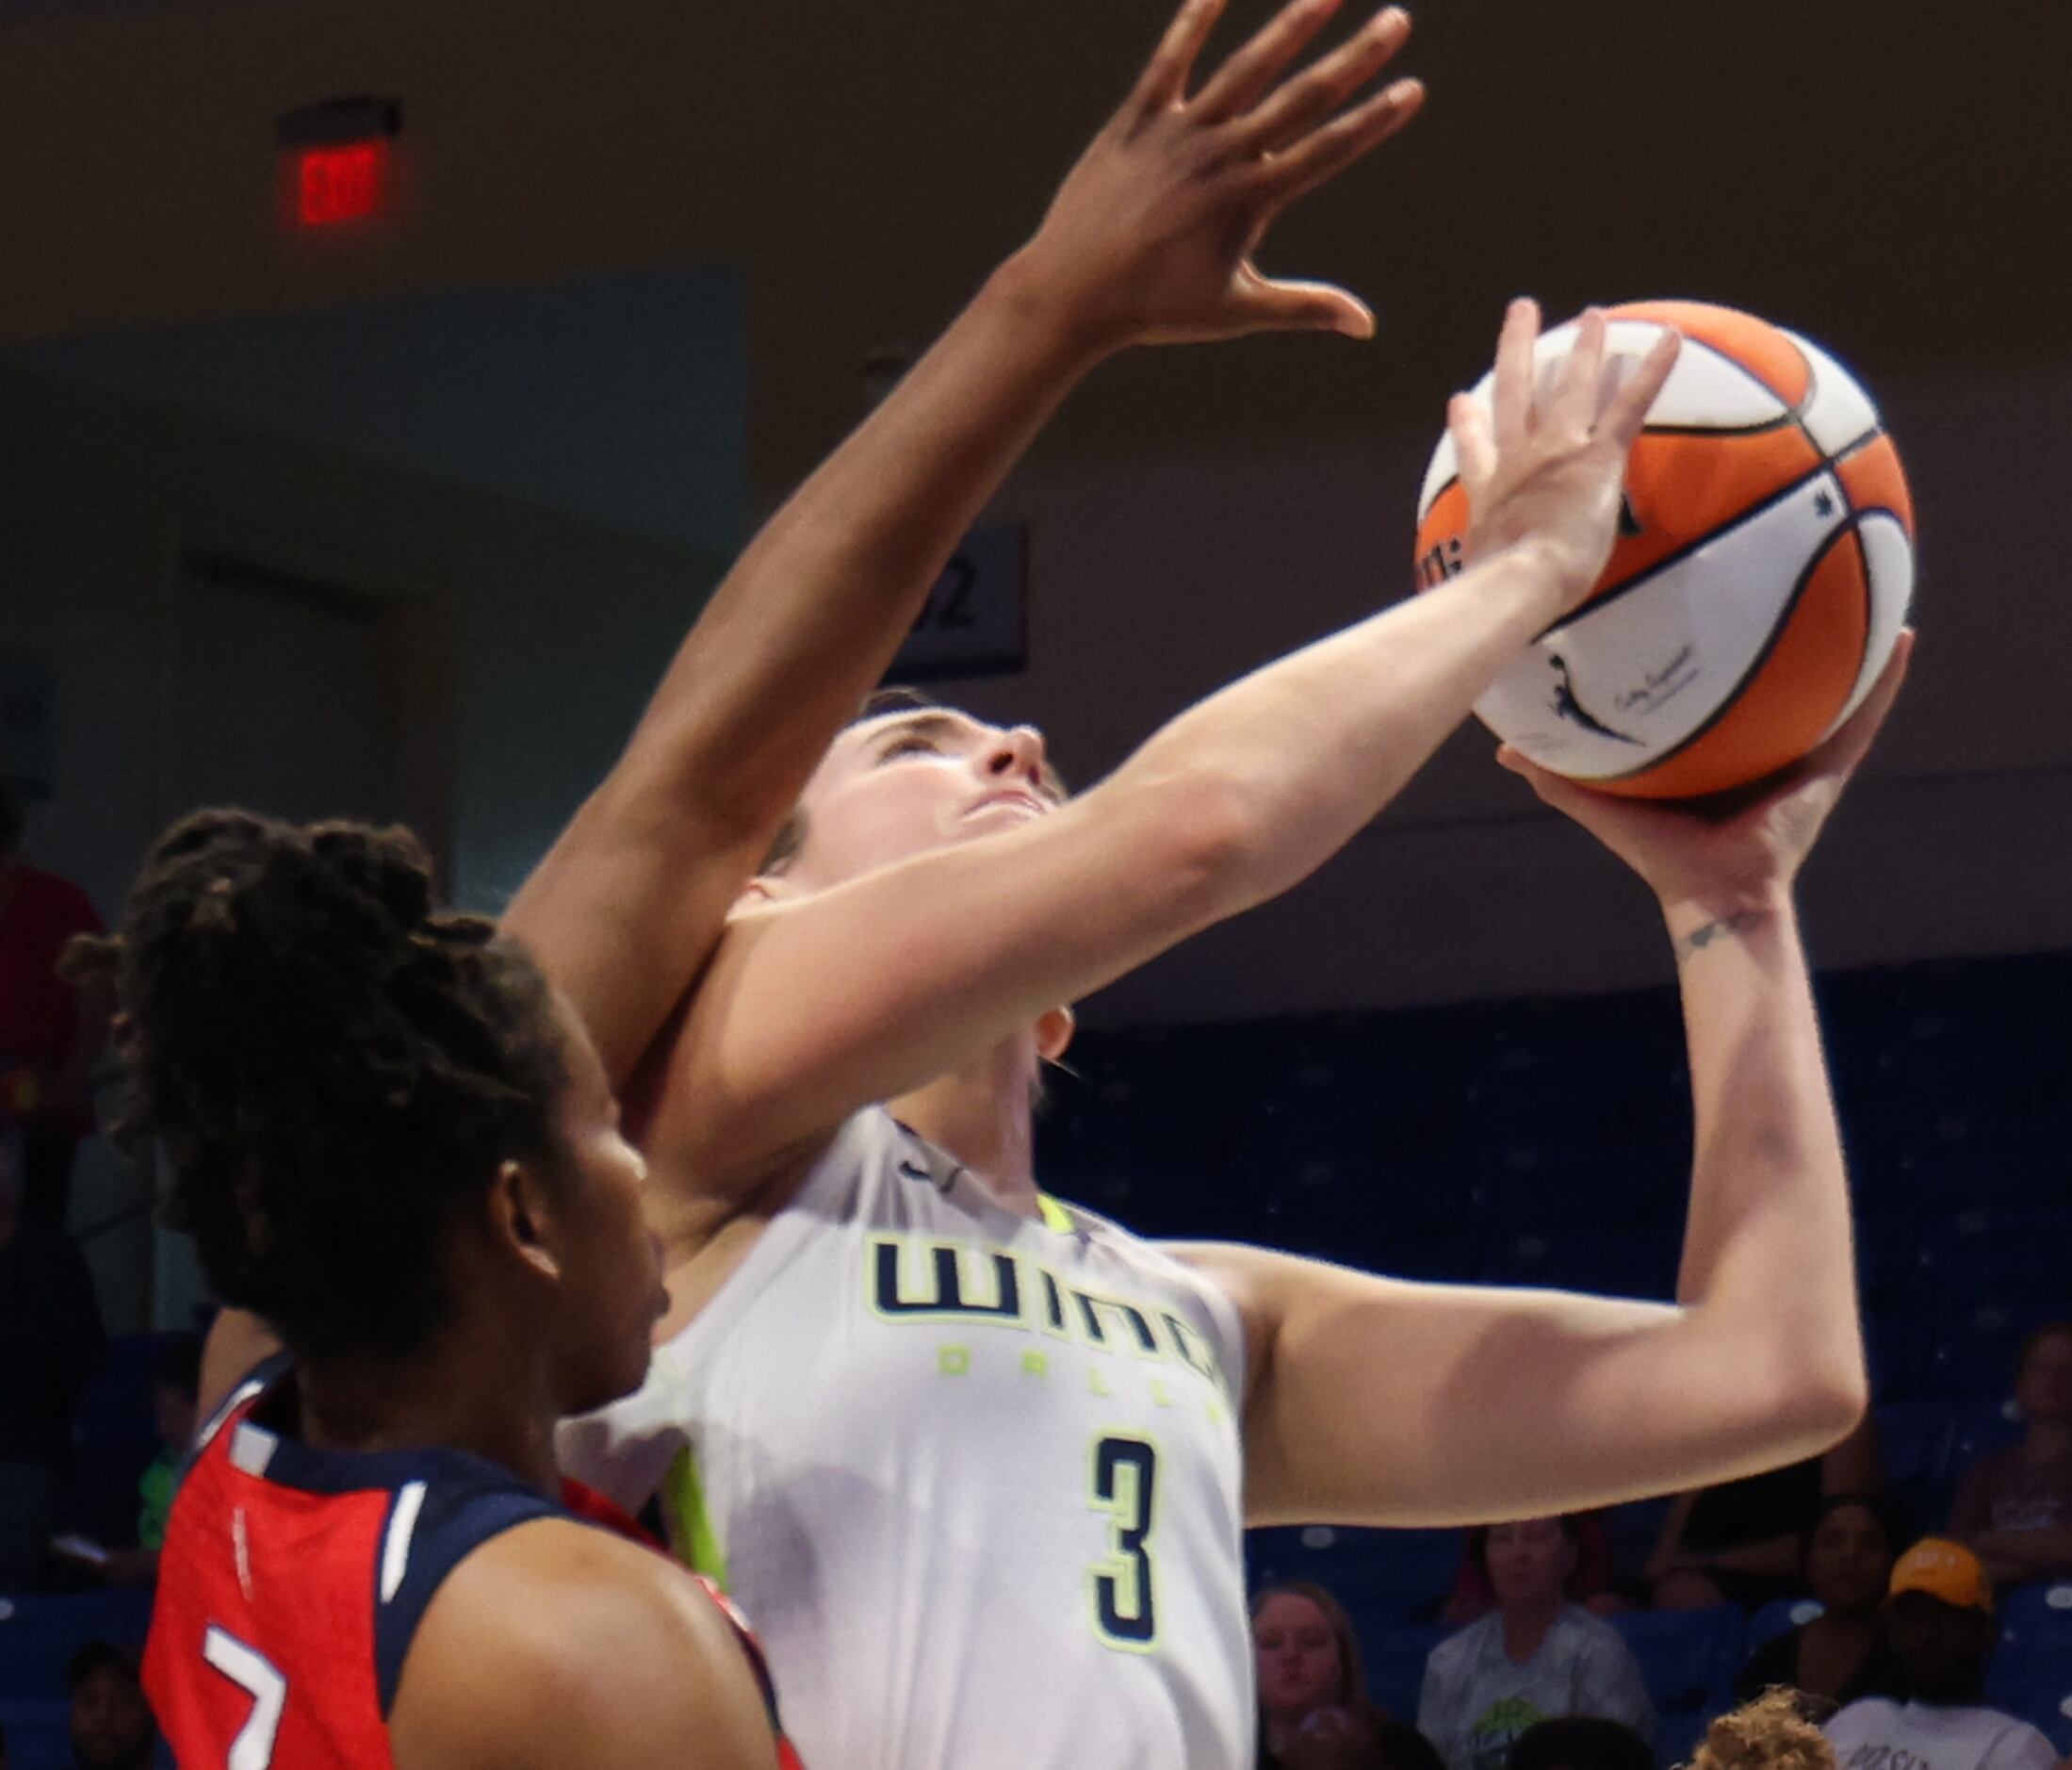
top-left (0, 650), bottom-right (56, 799)
top-left (891, 522), bottom-right (1028, 682)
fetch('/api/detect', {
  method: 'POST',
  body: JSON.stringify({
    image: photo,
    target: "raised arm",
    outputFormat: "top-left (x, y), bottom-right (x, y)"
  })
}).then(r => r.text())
top-left (1177, 639), bottom-right (1909, 1528)
top-left (504, 0), bottom-right (1428, 1085)
top-left (673, 305), bottom-right (1680, 1176)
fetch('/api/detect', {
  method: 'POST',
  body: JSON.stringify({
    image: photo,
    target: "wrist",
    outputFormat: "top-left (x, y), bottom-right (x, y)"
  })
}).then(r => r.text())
top-left (984, 248), bottom-right (1128, 373)
top-left (1659, 886), bottom-right (1796, 954)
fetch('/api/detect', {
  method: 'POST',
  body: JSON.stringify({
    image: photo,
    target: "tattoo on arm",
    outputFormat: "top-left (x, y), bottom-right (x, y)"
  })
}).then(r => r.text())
top-left (1676, 908), bottom-right (1774, 959)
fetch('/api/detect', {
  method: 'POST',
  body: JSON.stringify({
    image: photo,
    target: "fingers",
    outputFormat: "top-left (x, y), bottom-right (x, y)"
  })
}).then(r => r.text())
top-left (1127, 0), bottom-right (1231, 116)
top-left (1492, 298), bottom-right (1541, 452)
top-left (1806, 627), bottom-right (1915, 778)
top-left (1447, 394), bottom-right (1498, 494)
top-left (1249, 74), bottom-right (1425, 207)
top-left (1229, 6), bottom-right (1412, 154)
top-left (1550, 307), bottom-right (1607, 434)
top-left (1237, 273), bottom-right (1376, 338)
top-left (1598, 328), bottom-right (1682, 451)
top-left (1192, 0), bottom-right (1346, 121)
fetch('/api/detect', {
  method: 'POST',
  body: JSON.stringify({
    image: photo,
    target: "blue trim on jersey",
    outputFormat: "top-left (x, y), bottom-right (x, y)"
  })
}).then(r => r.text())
top-left (207, 1362), bottom-right (564, 1717)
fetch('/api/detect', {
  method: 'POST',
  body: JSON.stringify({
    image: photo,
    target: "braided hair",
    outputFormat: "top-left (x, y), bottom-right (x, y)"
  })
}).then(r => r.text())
top-left (64, 811), bottom-right (568, 1363)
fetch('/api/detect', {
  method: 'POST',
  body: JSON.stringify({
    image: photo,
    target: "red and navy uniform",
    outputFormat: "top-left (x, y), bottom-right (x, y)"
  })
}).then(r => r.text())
top-left (145, 1359), bottom-right (802, 1769)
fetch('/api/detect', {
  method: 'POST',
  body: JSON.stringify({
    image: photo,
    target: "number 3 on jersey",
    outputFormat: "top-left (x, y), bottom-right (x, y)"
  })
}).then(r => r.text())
top-left (204, 1626), bottom-right (286, 1770)
top-left (1088, 1434), bottom-right (1159, 1650)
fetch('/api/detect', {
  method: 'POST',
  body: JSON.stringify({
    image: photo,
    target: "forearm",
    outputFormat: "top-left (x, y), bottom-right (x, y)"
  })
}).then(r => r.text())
top-left (1108, 540), bottom-right (1573, 914)
top-left (614, 255), bottom-right (1103, 835)
top-left (1667, 894), bottom-right (1866, 1439)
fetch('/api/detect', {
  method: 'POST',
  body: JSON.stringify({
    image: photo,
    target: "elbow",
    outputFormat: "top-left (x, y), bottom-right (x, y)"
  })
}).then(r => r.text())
top-left (1760, 1352), bottom-right (1869, 1458)
top-left (1121, 773), bottom-right (1279, 926)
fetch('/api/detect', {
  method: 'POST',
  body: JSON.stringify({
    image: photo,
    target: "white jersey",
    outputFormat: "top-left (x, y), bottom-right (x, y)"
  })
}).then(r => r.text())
top-left (561, 1108), bottom-right (1253, 1770)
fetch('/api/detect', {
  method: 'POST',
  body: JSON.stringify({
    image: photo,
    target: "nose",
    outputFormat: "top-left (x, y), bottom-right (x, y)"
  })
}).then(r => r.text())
top-left (985, 725), bottom-right (1047, 783)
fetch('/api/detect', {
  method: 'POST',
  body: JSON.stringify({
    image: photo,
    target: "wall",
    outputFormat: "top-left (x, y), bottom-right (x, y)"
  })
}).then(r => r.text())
top-left (0, 359), bottom-right (729, 1324)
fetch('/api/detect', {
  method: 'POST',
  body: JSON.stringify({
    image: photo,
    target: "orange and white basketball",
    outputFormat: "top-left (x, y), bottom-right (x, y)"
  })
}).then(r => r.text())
top-left (1414, 300), bottom-right (1914, 799)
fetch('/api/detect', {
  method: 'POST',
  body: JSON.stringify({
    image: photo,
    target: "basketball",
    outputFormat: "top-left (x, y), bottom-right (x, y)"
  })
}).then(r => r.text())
top-left (1414, 300), bottom-right (1914, 798)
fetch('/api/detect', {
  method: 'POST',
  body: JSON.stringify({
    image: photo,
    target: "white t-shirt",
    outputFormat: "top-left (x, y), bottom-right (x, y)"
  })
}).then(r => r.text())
top-left (1825, 1698), bottom-right (2061, 1770)
top-left (1417, 1606), bottom-right (1656, 1770)
top-left (560, 1108), bottom-right (1253, 1770)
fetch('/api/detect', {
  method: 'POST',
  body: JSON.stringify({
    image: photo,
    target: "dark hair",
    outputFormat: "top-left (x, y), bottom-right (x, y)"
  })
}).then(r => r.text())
top-left (66, 1640), bottom-right (139, 1694)
top-left (0, 777), bottom-right (22, 855)
top-left (1375, 1721), bottom-right (1446, 1770)
top-left (1469, 1514), bottom-right (1584, 1585)
top-left (1251, 1580), bottom-right (1371, 1713)
top-left (1509, 1717), bottom-right (1655, 1770)
top-left (1803, 1491), bottom-right (1901, 1560)
top-left (64, 811), bottom-right (569, 1363)
top-left (152, 1333), bottom-right (204, 1401)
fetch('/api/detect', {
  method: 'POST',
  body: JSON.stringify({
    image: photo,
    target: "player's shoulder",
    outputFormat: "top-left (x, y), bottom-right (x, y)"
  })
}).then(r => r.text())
top-left (392, 1516), bottom-right (776, 1770)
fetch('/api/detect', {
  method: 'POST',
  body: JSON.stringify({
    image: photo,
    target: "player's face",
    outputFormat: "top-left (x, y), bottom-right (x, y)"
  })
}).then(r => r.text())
top-left (1805, 1503), bottom-right (1892, 1615)
top-left (784, 709), bottom-right (1062, 890)
top-left (1253, 1593), bottom-right (1342, 1716)
top-left (2015, 1329), bottom-right (2072, 1425)
top-left (544, 995), bottom-right (667, 1414)
top-left (1484, 1516), bottom-right (1575, 1611)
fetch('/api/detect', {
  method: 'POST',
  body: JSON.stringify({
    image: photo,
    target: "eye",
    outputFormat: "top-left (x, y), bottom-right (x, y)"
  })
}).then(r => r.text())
top-left (877, 734), bottom-right (939, 763)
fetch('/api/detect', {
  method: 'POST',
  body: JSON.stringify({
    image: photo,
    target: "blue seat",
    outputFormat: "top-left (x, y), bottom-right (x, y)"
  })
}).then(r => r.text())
top-left (1361, 1622), bottom-right (1444, 1723)
top-left (0, 1590), bottom-right (154, 1701)
top-left (1248, 1526), bottom-right (1465, 1626)
top-left (1607, 1605), bottom-right (1745, 1713)
top-left (1999, 1581), bottom-right (2072, 1653)
top-left (1982, 1662), bottom-right (2072, 1757)
top-left (0, 1697), bottom-right (74, 1770)
top-left (1747, 1596), bottom-right (1823, 1653)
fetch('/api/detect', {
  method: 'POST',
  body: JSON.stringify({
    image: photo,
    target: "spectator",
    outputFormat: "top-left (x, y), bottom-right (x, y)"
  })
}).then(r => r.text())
top-left (1650, 1417), bottom-right (1883, 1610)
top-left (1823, 1539), bottom-right (2057, 1770)
top-left (1255, 1581), bottom-right (1393, 1769)
top-left (1418, 1517), bottom-right (1654, 1770)
top-left (0, 779), bottom-right (109, 1235)
top-left (66, 1640), bottom-right (156, 1770)
top-left (93, 1336), bottom-right (202, 1588)
top-left (0, 1148), bottom-right (107, 1588)
top-left (1735, 1496), bottom-right (1911, 1708)
top-left (1691, 1690), bottom-right (1837, 1770)
top-left (1507, 1716), bottom-right (1655, 1770)
top-left (1446, 1514), bottom-right (1621, 1626)
top-left (1948, 1321), bottom-right (2072, 1588)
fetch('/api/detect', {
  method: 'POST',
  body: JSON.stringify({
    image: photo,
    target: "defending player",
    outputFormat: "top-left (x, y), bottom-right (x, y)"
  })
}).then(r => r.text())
top-left (562, 289), bottom-right (1910, 1767)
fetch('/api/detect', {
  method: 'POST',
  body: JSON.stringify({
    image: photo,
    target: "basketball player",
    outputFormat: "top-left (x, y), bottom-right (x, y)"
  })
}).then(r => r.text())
top-left (202, 0), bottom-right (1431, 1411)
top-left (166, 0), bottom-right (1439, 1755)
top-left (71, 814), bottom-right (800, 1768)
top-left (560, 288), bottom-right (1911, 1767)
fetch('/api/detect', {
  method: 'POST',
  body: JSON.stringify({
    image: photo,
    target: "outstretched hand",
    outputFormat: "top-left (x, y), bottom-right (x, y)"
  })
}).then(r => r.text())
top-left (1015, 0), bottom-right (1425, 352)
top-left (1497, 631), bottom-right (1915, 914)
top-left (1447, 298), bottom-right (1682, 613)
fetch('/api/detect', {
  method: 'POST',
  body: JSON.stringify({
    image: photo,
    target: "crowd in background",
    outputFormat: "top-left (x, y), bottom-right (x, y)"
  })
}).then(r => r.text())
top-left (1, 768), bottom-right (2064, 1769)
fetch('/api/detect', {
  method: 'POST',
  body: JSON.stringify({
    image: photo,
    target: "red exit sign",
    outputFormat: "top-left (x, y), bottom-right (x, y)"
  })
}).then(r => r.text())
top-left (277, 97), bottom-right (401, 232)
top-left (295, 139), bottom-right (389, 227)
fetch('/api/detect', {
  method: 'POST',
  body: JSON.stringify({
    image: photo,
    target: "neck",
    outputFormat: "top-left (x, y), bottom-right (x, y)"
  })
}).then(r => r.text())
top-left (294, 1309), bottom-right (561, 1493)
top-left (1501, 1598), bottom-right (1562, 1663)
top-left (2025, 1418), bottom-right (2072, 1462)
top-left (889, 1033), bottom-right (1041, 1217)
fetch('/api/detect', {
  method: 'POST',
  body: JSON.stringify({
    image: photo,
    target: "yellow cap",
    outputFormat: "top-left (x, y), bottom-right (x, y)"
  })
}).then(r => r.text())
top-left (1888, 1537), bottom-right (1994, 1614)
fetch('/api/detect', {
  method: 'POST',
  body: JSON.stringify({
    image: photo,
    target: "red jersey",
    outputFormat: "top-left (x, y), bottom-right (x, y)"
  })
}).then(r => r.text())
top-left (146, 1361), bottom-right (803, 1768)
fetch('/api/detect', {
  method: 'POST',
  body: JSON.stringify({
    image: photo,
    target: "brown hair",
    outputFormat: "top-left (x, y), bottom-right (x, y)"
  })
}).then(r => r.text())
top-left (2019, 1319), bottom-right (2072, 1374)
top-left (1686, 1691), bottom-right (1836, 1770)
top-left (1251, 1581), bottom-right (1371, 1713)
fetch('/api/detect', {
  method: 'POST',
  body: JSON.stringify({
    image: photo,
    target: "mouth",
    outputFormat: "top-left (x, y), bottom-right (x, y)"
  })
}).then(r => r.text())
top-left (965, 789), bottom-right (1048, 819)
